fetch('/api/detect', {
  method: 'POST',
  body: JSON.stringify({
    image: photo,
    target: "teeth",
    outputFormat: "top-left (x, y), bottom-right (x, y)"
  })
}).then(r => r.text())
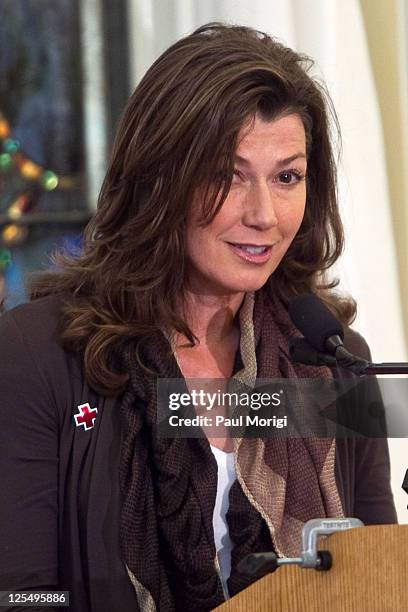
top-left (238, 245), bottom-right (267, 254)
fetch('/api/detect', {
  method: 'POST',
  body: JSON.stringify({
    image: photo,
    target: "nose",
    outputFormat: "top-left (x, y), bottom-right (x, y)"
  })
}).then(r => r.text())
top-left (242, 180), bottom-right (279, 230)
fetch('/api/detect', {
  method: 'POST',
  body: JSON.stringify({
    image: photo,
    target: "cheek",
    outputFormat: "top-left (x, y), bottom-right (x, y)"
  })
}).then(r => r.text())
top-left (280, 204), bottom-right (306, 240)
top-left (185, 225), bottom-right (214, 265)
top-left (185, 229), bottom-right (200, 263)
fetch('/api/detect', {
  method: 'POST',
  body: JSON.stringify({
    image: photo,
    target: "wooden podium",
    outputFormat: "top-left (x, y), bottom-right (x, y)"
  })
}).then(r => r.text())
top-left (214, 524), bottom-right (408, 612)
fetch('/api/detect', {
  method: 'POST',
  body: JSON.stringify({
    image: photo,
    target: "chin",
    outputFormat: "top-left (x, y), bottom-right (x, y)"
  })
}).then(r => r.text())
top-left (189, 267), bottom-right (273, 296)
top-left (222, 274), bottom-right (272, 294)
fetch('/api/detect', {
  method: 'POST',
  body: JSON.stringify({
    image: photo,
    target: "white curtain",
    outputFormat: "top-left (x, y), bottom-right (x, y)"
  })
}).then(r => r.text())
top-left (127, 0), bottom-right (408, 520)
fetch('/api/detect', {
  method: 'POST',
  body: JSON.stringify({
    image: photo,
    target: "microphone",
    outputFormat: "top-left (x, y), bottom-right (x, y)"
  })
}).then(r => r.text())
top-left (288, 294), bottom-right (344, 355)
top-left (288, 294), bottom-right (408, 375)
top-left (288, 294), bottom-right (368, 375)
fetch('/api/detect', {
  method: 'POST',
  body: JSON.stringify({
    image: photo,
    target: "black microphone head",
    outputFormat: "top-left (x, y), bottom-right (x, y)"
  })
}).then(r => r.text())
top-left (288, 294), bottom-right (344, 353)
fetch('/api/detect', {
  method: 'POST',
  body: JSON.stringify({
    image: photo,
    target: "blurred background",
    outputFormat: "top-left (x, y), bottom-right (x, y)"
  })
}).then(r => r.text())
top-left (1, 0), bottom-right (407, 519)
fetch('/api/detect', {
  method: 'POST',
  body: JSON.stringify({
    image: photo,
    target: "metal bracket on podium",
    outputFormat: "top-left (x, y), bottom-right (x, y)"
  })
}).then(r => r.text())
top-left (299, 517), bottom-right (364, 568)
top-left (238, 517), bottom-right (364, 578)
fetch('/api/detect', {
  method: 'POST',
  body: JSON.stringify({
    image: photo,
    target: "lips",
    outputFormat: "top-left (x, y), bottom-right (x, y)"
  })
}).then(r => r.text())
top-left (226, 242), bottom-right (274, 263)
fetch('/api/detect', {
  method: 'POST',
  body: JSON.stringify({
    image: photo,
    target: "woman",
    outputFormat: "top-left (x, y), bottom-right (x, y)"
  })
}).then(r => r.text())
top-left (0, 22), bottom-right (396, 612)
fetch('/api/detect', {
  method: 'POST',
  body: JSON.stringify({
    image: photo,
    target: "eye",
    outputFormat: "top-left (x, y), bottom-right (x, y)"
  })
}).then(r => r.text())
top-left (277, 169), bottom-right (305, 185)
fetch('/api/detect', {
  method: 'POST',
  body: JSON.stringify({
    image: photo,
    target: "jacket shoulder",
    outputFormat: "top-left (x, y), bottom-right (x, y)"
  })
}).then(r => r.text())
top-left (0, 295), bottom-right (82, 408)
top-left (343, 327), bottom-right (371, 361)
top-left (0, 295), bottom-right (67, 350)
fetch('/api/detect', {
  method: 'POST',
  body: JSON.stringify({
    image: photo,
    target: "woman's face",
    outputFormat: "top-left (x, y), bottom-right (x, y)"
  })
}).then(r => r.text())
top-left (185, 113), bottom-right (307, 297)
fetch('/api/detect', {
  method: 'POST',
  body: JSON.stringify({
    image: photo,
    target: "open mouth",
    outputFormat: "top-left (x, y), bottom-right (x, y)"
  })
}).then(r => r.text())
top-left (226, 242), bottom-right (273, 263)
top-left (231, 244), bottom-right (269, 254)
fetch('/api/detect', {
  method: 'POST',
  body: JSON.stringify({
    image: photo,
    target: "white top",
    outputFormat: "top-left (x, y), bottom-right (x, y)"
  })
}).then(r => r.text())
top-left (210, 444), bottom-right (237, 599)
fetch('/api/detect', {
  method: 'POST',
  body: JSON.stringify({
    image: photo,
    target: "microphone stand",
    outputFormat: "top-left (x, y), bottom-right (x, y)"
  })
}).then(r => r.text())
top-left (360, 363), bottom-right (408, 375)
top-left (333, 346), bottom-right (408, 510)
top-left (333, 345), bottom-right (408, 376)
top-left (290, 338), bottom-right (408, 513)
top-left (290, 339), bottom-right (408, 376)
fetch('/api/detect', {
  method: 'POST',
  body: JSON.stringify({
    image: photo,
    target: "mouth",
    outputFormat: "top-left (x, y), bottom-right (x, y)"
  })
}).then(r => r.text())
top-left (226, 242), bottom-right (274, 263)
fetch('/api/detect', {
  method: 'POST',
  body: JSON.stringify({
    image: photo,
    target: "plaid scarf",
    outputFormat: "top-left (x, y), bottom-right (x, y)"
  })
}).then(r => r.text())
top-left (118, 287), bottom-right (344, 611)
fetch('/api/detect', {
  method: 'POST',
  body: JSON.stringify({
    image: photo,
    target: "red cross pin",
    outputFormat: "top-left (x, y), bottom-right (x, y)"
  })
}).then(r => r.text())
top-left (74, 403), bottom-right (98, 431)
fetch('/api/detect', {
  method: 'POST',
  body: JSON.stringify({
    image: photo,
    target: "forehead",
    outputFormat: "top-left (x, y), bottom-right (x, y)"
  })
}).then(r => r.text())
top-left (236, 113), bottom-right (306, 155)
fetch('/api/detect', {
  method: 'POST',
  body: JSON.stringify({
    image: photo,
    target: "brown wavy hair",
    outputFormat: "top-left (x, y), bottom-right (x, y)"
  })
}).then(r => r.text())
top-left (25, 22), bottom-right (355, 395)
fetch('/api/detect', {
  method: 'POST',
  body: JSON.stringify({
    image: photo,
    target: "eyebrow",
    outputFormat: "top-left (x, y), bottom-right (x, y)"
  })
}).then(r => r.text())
top-left (234, 153), bottom-right (307, 167)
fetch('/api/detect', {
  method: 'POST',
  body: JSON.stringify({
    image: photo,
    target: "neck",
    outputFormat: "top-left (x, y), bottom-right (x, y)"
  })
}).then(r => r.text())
top-left (177, 289), bottom-right (245, 347)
